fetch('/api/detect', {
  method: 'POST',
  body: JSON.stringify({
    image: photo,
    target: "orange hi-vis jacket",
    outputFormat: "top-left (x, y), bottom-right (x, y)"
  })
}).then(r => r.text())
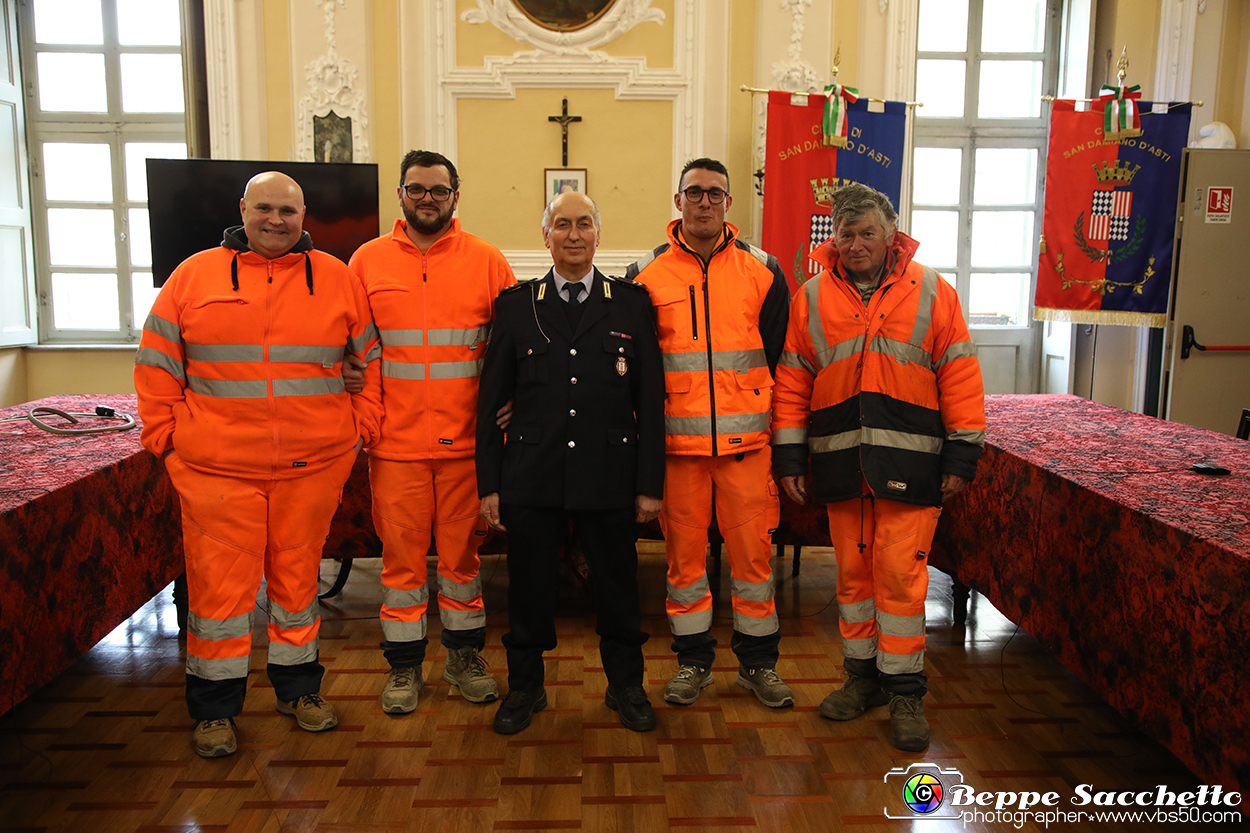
top-left (625, 221), bottom-right (790, 457)
top-left (135, 228), bottom-right (382, 479)
top-left (771, 231), bottom-right (986, 507)
top-left (349, 218), bottom-right (516, 460)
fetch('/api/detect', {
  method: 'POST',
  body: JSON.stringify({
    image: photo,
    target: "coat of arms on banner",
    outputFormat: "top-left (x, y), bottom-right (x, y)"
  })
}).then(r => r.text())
top-left (804, 178), bottom-right (841, 280)
top-left (1073, 161), bottom-right (1145, 263)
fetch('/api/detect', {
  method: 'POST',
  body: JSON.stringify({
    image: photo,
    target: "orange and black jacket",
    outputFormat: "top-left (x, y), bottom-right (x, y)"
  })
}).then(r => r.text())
top-left (135, 227), bottom-right (382, 479)
top-left (625, 220), bottom-right (790, 457)
top-left (349, 218), bottom-right (516, 461)
top-left (771, 231), bottom-right (986, 507)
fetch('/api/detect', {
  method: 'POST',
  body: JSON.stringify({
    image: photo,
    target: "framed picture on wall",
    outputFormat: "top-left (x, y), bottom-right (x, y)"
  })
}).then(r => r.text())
top-left (545, 168), bottom-right (588, 201)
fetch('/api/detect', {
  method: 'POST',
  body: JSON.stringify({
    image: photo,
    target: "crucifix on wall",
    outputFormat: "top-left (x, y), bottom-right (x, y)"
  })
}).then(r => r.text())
top-left (548, 97), bottom-right (582, 166)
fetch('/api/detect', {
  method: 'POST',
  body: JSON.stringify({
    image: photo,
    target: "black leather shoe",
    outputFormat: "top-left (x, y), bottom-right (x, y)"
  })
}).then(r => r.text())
top-left (605, 684), bottom-right (657, 732)
top-left (493, 687), bottom-right (547, 735)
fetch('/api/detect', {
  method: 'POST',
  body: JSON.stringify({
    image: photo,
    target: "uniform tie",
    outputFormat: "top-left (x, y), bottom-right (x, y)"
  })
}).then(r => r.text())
top-left (565, 281), bottom-right (585, 329)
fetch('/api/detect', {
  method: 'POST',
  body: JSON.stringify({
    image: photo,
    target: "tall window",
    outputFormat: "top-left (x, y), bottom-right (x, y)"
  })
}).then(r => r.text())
top-left (911, 0), bottom-right (1061, 328)
top-left (20, 0), bottom-right (187, 343)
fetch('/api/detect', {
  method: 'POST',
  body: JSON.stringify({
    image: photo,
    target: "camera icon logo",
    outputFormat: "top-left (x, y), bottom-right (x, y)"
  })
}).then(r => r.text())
top-left (883, 762), bottom-right (965, 820)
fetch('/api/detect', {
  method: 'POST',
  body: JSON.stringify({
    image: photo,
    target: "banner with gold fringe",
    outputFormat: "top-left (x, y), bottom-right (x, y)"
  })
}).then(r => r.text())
top-left (763, 91), bottom-right (906, 291)
top-left (1034, 99), bottom-right (1191, 327)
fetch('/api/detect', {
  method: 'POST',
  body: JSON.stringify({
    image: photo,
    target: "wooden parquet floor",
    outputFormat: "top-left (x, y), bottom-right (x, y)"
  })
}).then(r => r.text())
top-left (0, 544), bottom-right (1237, 833)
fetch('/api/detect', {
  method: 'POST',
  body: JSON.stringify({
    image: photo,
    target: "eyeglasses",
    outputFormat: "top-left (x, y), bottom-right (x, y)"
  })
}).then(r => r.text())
top-left (680, 186), bottom-right (728, 204)
top-left (403, 184), bottom-right (455, 201)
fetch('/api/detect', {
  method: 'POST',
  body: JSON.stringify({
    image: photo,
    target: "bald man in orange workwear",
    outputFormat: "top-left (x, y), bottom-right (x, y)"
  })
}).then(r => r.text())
top-left (135, 171), bottom-right (382, 759)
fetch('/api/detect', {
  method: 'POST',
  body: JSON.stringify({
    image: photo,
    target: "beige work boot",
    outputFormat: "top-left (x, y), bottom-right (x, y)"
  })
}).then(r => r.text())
top-left (736, 666), bottom-right (795, 708)
top-left (381, 665), bottom-right (423, 714)
top-left (443, 647), bottom-right (499, 703)
top-left (664, 665), bottom-right (713, 705)
top-left (820, 673), bottom-right (890, 721)
top-left (276, 693), bottom-right (338, 732)
top-left (888, 693), bottom-right (930, 752)
top-left (192, 717), bottom-right (237, 758)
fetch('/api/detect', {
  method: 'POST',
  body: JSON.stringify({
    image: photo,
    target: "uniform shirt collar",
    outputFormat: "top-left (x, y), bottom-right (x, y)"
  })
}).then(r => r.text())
top-left (552, 267), bottom-right (594, 302)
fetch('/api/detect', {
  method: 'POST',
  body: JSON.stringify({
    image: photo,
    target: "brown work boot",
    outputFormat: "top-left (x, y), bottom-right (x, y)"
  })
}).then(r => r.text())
top-left (664, 665), bottom-right (713, 705)
top-left (192, 717), bottom-right (237, 758)
top-left (888, 693), bottom-right (930, 752)
top-left (736, 666), bottom-right (795, 708)
top-left (819, 673), bottom-right (889, 721)
top-left (276, 693), bottom-right (338, 732)
top-left (443, 647), bottom-right (499, 703)
top-left (381, 665), bottom-right (423, 715)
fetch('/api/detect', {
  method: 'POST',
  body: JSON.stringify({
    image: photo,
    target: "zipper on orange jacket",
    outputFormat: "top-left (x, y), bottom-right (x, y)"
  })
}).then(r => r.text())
top-left (674, 227), bottom-right (733, 457)
top-left (689, 286), bottom-right (698, 340)
top-left (265, 258), bottom-right (279, 477)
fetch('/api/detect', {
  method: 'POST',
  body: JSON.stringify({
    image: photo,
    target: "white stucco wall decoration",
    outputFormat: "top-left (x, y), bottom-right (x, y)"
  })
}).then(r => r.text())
top-left (297, 0), bottom-right (371, 162)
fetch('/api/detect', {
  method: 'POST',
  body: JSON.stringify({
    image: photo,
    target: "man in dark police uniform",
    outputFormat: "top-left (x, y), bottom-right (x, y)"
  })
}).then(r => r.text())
top-left (476, 191), bottom-right (665, 736)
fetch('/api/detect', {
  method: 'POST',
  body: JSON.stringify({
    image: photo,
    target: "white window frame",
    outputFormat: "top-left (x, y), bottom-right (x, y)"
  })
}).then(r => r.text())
top-left (18, 0), bottom-right (186, 344)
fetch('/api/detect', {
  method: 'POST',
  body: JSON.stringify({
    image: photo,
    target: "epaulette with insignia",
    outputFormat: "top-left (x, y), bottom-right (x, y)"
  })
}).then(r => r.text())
top-left (605, 274), bottom-right (648, 291)
top-left (500, 280), bottom-right (535, 295)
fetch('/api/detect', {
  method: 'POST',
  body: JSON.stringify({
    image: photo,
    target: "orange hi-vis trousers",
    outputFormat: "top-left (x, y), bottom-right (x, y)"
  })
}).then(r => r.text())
top-left (369, 456), bottom-right (486, 661)
top-left (166, 447), bottom-right (356, 715)
top-left (660, 446), bottom-right (781, 639)
top-left (826, 493), bottom-right (942, 678)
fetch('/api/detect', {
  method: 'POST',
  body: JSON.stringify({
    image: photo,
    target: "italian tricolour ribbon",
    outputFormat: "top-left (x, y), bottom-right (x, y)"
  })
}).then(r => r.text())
top-left (822, 83), bottom-right (860, 148)
top-left (1098, 84), bottom-right (1143, 140)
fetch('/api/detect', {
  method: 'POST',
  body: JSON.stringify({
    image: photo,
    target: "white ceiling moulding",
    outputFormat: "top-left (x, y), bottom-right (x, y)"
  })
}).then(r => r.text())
top-left (425, 0), bottom-right (705, 190)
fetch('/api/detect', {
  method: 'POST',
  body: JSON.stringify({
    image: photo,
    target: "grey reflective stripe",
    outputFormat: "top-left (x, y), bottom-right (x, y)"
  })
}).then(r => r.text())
top-left (382, 360), bottom-right (425, 380)
top-left (803, 279), bottom-right (831, 368)
top-left (186, 375), bottom-right (267, 398)
top-left (628, 246), bottom-right (662, 278)
top-left (428, 326), bottom-right (491, 348)
top-left (879, 650), bottom-right (924, 675)
top-left (364, 343), bottom-right (382, 362)
top-left (778, 350), bottom-right (817, 376)
top-left (381, 617), bottom-right (427, 642)
top-left (186, 654), bottom-right (251, 681)
top-left (379, 328), bottom-right (424, 346)
top-left (269, 344), bottom-right (343, 365)
top-left (730, 575), bottom-right (774, 603)
top-left (383, 584), bottom-right (429, 610)
top-left (441, 608), bottom-right (486, 630)
top-left (667, 574), bottom-right (710, 606)
top-left (936, 339), bottom-right (977, 369)
top-left (869, 336), bottom-right (932, 370)
top-left (273, 377), bottom-right (347, 397)
top-left (439, 574), bottom-right (483, 602)
top-left (810, 430), bottom-right (861, 454)
top-left (839, 598), bottom-right (876, 625)
top-left (135, 346), bottom-right (186, 380)
top-left (268, 640), bottom-right (319, 667)
top-left (910, 266), bottom-right (940, 347)
top-left (771, 427), bottom-right (807, 446)
top-left (947, 428), bottom-right (986, 446)
top-left (349, 321), bottom-right (380, 354)
top-left (144, 312), bottom-right (182, 344)
top-left (743, 241), bottom-right (771, 267)
top-left (862, 427), bottom-right (942, 455)
top-left (734, 609), bottom-right (779, 636)
top-left (429, 359), bottom-right (484, 380)
top-left (842, 636), bottom-right (877, 661)
top-left (185, 343), bottom-right (262, 363)
top-left (821, 335), bottom-right (865, 369)
top-left (663, 348), bottom-right (768, 374)
top-left (877, 610), bottom-right (925, 638)
top-left (664, 411), bottom-right (770, 436)
top-left (669, 608), bottom-right (712, 636)
top-left (269, 598), bottom-right (319, 631)
top-left (187, 611), bottom-right (251, 642)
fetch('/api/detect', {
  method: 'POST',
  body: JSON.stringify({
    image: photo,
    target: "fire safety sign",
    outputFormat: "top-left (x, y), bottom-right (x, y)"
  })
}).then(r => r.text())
top-left (1205, 186), bottom-right (1233, 223)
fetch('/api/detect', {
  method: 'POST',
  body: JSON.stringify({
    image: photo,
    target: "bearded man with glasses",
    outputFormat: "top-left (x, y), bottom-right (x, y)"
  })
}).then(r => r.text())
top-left (625, 158), bottom-right (793, 709)
top-left (344, 150), bottom-right (516, 715)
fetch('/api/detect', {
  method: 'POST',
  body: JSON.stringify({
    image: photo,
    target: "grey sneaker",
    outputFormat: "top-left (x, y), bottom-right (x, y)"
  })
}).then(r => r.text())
top-left (276, 693), bottom-right (338, 732)
top-left (736, 666), bottom-right (795, 708)
top-left (381, 665), bottom-right (423, 715)
top-left (664, 665), bottom-right (713, 705)
top-left (443, 647), bottom-right (499, 703)
top-left (820, 673), bottom-right (889, 721)
top-left (193, 717), bottom-right (237, 758)
top-left (888, 693), bottom-right (930, 752)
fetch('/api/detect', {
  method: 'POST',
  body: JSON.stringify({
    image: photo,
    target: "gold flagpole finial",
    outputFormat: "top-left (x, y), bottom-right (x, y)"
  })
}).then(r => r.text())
top-left (1117, 46), bottom-right (1129, 86)
top-left (832, 44), bottom-right (842, 82)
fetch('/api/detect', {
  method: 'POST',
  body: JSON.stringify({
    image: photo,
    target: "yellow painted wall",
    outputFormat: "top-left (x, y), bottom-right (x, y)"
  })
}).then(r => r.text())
top-left (23, 349), bottom-right (137, 402)
top-left (833, 0), bottom-right (860, 88)
top-left (263, 0), bottom-right (293, 160)
top-left (1093, 0), bottom-right (1160, 96)
top-left (1216, 0), bottom-right (1250, 148)
top-left (457, 88), bottom-right (673, 252)
top-left (0, 347), bottom-right (27, 407)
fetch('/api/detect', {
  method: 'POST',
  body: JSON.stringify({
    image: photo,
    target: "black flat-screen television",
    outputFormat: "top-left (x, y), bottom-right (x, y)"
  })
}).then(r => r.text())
top-left (146, 158), bottom-right (380, 286)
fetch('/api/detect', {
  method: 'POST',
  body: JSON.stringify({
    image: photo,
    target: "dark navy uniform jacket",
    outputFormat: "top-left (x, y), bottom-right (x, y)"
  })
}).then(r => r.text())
top-left (476, 267), bottom-right (665, 510)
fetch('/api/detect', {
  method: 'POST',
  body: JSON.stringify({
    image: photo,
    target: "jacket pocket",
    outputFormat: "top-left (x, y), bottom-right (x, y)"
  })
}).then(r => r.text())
top-left (517, 342), bottom-right (548, 383)
top-left (189, 295), bottom-right (248, 309)
top-left (734, 365), bottom-right (774, 392)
